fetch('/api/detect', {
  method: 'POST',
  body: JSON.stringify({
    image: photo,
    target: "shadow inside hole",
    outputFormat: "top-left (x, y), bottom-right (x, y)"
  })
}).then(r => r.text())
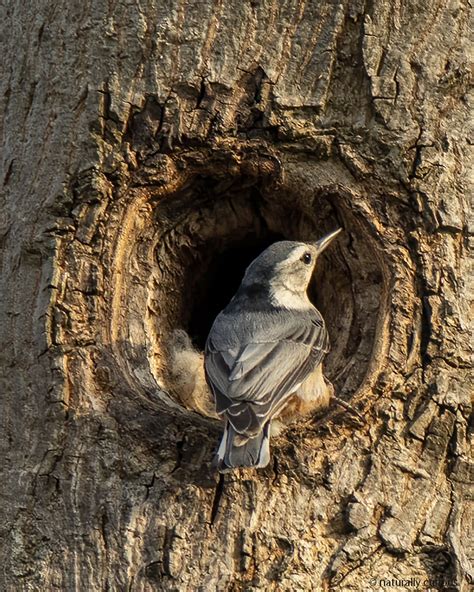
top-left (187, 231), bottom-right (284, 348)
top-left (310, 248), bottom-right (355, 386)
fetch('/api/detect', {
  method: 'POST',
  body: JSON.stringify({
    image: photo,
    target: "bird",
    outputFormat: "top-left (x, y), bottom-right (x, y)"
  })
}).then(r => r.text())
top-left (204, 228), bottom-right (342, 471)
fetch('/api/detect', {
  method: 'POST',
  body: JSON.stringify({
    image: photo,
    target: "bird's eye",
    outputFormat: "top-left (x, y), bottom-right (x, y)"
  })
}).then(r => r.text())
top-left (301, 252), bottom-right (312, 265)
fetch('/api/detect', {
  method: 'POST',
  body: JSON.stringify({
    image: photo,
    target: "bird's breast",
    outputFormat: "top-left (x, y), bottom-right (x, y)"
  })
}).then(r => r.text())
top-left (277, 364), bottom-right (333, 421)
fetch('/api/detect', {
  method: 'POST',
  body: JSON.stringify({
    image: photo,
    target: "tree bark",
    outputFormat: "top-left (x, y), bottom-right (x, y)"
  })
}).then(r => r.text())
top-left (0, 1), bottom-right (472, 591)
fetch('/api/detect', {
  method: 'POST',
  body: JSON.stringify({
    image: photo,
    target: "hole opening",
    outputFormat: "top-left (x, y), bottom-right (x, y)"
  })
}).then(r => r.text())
top-left (148, 172), bottom-right (384, 413)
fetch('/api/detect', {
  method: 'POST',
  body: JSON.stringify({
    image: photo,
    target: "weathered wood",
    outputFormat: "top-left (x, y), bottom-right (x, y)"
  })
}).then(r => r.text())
top-left (0, 1), bottom-right (472, 590)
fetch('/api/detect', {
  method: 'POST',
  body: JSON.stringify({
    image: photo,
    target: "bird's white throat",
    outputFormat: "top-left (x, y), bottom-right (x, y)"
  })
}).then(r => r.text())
top-left (269, 285), bottom-right (313, 310)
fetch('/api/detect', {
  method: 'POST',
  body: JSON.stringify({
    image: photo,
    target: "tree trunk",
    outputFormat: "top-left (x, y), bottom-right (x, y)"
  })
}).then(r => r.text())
top-left (1, 1), bottom-right (472, 590)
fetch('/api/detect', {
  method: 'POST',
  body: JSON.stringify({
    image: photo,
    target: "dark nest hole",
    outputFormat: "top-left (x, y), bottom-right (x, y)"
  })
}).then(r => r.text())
top-left (153, 174), bottom-right (384, 402)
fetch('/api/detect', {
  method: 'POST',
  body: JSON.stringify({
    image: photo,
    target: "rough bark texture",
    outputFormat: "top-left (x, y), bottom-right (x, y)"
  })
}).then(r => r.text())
top-left (0, 1), bottom-right (472, 591)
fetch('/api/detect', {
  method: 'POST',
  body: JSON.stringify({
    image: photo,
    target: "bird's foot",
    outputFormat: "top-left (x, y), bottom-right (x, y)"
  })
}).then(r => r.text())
top-left (332, 396), bottom-right (366, 425)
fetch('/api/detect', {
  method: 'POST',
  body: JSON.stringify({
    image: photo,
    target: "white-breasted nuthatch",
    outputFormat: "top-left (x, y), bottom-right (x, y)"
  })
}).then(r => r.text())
top-left (204, 228), bottom-right (342, 471)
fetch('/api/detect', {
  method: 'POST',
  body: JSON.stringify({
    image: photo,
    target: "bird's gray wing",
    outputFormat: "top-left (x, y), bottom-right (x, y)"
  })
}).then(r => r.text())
top-left (205, 310), bottom-right (329, 437)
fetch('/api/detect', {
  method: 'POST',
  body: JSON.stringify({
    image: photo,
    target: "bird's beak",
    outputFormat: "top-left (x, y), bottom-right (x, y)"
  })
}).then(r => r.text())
top-left (314, 228), bottom-right (342, 255)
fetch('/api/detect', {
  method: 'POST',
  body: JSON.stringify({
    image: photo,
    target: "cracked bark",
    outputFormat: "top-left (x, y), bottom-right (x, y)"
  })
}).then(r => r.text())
top-left (0, 1), bottom-right (472, 591)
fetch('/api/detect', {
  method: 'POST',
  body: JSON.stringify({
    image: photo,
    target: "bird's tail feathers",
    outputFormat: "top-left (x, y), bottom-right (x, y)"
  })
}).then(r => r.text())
top-left (215, 422), bottom-right (270, 471)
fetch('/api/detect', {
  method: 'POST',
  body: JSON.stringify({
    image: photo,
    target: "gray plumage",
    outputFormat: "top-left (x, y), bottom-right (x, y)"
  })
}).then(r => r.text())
top-left (204, 232), bottom-right (341, 471)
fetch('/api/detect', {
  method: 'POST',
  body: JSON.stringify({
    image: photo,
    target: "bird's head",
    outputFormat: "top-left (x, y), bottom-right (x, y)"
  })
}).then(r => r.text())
top-left (241, 229), bottom-right (342, 308)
